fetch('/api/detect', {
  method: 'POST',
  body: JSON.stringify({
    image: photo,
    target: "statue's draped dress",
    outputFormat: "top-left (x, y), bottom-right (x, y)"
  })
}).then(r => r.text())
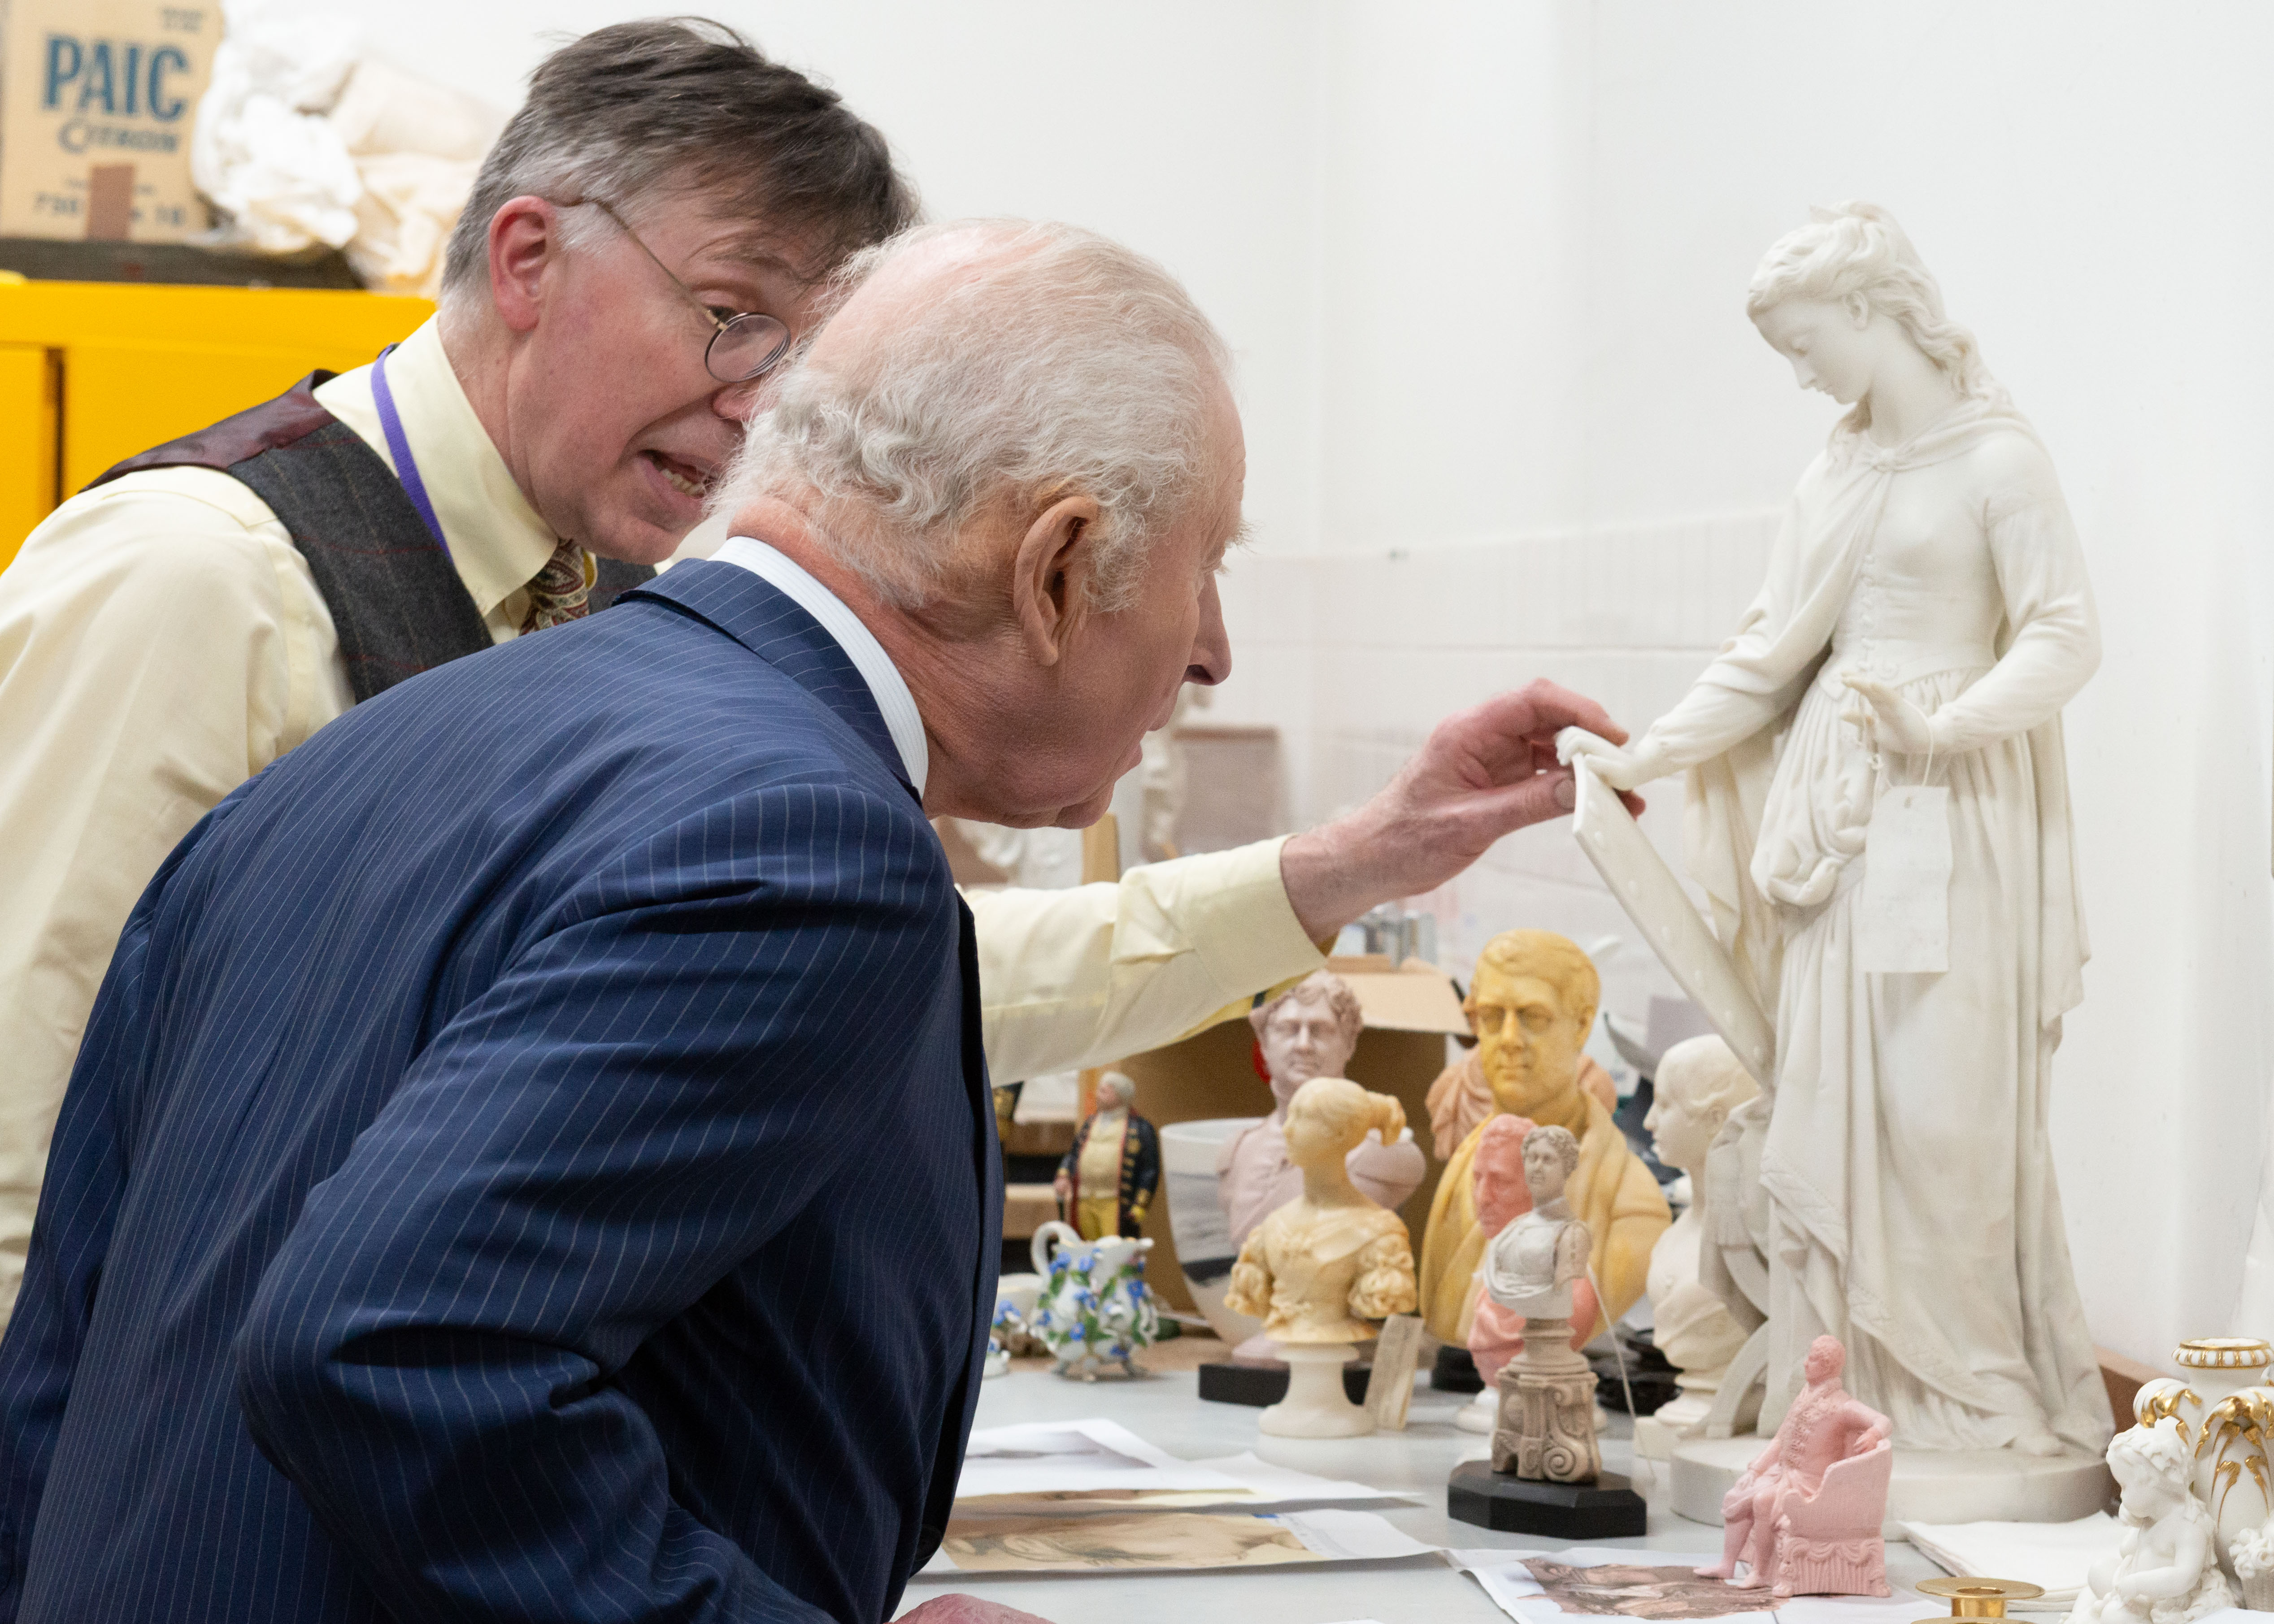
top-left (1642, 395), bottom-right (2110, 1452)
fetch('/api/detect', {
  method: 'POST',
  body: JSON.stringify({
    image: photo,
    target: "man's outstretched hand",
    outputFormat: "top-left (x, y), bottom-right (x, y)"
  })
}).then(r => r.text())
top-left (1279, 680), bottom-right (1638, 943)
top-left (900, 1596), bottom-right (1057, 1624)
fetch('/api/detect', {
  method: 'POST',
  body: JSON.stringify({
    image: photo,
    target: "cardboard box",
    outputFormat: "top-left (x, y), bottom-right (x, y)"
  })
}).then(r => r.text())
top-left (1, 0), bottom-right (216, 242)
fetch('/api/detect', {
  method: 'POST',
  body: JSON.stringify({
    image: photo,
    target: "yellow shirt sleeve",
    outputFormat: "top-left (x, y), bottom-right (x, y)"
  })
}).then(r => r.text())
top-left (0, 470), bottom-right (351, 1328)
top-left (965, 836), bottom-right (1326, 1083)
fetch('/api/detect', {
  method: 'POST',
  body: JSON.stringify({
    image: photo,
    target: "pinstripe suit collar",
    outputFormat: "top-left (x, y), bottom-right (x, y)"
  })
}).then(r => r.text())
top-left (625, 559), bottom-right (915, 798)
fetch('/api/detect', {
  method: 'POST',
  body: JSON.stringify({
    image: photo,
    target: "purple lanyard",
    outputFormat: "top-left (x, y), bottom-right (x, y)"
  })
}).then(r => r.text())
top-left (371, 343), bottom-right (450, 558)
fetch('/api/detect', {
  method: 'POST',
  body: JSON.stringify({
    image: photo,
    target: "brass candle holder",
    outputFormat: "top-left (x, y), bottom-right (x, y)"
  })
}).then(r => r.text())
top-left (1916, 1576), bottom-right (2047, 1624)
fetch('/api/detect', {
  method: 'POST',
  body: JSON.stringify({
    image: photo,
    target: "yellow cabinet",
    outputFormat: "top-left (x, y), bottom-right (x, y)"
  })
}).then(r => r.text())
top-left (0, 280), bottom-right (433, 570)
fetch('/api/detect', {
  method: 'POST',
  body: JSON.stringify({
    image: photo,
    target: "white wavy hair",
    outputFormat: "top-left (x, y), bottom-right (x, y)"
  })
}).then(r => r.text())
top-left (719, 218), bottom-right (1234, 613)
top-left (1747, 201), bottom-right (2007, 408)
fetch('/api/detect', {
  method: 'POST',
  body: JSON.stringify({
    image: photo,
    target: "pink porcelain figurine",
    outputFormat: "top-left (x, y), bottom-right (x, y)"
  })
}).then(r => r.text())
top-left (1700, 1335), bottom-right (1893, 1598)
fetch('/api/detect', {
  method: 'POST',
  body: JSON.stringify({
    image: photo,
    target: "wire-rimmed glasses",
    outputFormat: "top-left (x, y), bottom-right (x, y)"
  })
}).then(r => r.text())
top-left (563, 196), bottom-right (794, 384)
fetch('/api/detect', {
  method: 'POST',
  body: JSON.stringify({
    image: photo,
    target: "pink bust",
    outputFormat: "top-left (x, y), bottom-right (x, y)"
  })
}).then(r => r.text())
top-left (1698, 1335), bottom-right (1894, 1598)
top-left (1465, 1114), bottom-right (1596, 1382)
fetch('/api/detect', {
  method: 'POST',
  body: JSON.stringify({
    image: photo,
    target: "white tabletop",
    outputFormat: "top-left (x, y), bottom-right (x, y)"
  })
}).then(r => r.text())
top-left (895, 1355), bottom-right (1948, 1623)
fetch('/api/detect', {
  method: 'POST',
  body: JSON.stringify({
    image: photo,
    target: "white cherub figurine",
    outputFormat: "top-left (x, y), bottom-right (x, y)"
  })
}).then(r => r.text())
top-left (2069, 1419), bottom-right (2236, 1624)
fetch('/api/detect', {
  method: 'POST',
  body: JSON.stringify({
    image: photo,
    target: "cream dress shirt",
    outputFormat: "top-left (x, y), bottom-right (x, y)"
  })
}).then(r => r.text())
top-left (0, 323), bottom-right (1324, 1329)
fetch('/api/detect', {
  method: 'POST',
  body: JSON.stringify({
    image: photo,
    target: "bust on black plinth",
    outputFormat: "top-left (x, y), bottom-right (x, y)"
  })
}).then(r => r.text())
top-left (1447, 1125), bottom-right (1646, 1538)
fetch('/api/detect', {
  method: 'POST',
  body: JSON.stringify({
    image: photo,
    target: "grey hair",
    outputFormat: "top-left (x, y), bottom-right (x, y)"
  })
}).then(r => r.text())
top-left (718, 218), bottom-right (1235, 613)
top-left (439, 18), bottom-right (916, 302)
top-left (1095, 1072), bottom-right (1137, 1108)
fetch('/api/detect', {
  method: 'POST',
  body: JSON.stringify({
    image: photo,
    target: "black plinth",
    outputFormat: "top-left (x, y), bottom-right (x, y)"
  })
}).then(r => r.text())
top-left (1197, 1359), bottom-right (1371, 1407)
top-left (1447, 1461), bottom-right (1648, 1538)
top-left (1431, 1343), bottom-right (1484, 1393)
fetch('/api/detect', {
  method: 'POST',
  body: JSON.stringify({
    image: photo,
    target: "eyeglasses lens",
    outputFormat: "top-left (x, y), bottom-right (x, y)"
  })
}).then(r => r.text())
top-left (707, 313), bottom-right (794, 383)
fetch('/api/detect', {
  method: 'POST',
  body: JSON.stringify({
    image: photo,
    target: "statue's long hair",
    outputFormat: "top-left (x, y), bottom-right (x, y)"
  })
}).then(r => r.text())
top-left (1747, 201), bottom-right (2010, 412)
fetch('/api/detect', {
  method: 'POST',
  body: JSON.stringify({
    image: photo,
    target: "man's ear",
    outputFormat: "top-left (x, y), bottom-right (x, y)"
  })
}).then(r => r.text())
top-left (1009, 494), bottom-right (1104, 667)
top-left (488, 197), bottom-right (565, 336)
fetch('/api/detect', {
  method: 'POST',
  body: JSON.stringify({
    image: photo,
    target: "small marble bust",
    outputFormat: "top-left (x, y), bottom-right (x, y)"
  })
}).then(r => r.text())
top-left (1483, 1125), bottom-right (1591, 1320)
top-left (2070, 1419), bottom-right (2236, 1624)
top-left (1224, 1077), bottom-right (1418, 1345)
top-left (1468, 1116), bottom-right (1602, 1386)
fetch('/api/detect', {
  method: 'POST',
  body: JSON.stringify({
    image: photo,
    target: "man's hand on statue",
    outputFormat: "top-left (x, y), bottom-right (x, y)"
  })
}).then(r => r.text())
top-left (1279, 681), bottom-right (1637, 942)
top-left (1553, 726), bottom-right (1670, 795)
top-left (1839, 673), bottom-right (1939, 756)
top-left (900, 1595), bottom-right (1059, 1624)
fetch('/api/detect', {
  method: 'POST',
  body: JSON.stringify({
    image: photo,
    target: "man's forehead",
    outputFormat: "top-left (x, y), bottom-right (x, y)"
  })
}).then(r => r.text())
top-left (659, 198), bottom-right (834, 287)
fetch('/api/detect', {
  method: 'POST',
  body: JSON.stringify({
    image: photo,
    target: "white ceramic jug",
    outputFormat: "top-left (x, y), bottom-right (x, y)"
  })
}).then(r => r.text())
top-left (1029, 1220), bottom-right (1158, 1379)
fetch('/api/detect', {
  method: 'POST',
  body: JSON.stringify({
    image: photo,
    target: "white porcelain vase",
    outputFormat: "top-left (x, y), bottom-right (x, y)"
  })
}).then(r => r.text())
top-left (2136, 1338), bottom-right (2274, 1589)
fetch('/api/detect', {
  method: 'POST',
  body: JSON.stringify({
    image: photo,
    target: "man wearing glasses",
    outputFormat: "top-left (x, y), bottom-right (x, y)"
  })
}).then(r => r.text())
top-left (0, 13), bottom-right (1623, 1364)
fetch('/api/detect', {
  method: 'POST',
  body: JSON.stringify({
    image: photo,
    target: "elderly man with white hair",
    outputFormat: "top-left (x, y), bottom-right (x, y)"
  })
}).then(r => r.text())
top-left (0, 219), bottom-right (1626, 1624)
top-left (0, 19), bottom-right (1620, 1359)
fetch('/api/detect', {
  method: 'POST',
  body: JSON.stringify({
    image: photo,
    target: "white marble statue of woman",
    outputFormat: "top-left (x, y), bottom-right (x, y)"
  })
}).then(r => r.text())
top-left (1563, 203), bottom-right (2109, 1456)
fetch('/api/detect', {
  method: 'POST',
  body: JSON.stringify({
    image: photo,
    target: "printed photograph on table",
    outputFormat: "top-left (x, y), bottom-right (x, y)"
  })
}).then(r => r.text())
top-left (934, 1507), bottom-right (1436, 1574)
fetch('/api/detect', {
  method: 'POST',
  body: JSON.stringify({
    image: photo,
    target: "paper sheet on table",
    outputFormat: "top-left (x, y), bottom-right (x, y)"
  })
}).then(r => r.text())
top-left (956, 1447), bottom-right (1418, 1514)
top-left (1449, 1546), bottom-right (1928, 1624)
top-left (924, 1507), bottom-right (1438, 1574)
top-left (1899, 1514), bottom-right (2117, 1609)
top-left (954, 1417), bottom-right (1249, 1500)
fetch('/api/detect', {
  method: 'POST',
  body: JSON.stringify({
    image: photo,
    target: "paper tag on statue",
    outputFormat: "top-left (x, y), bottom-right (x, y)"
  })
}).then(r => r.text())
top-left (1857, 785), bottom-right (1950, 973)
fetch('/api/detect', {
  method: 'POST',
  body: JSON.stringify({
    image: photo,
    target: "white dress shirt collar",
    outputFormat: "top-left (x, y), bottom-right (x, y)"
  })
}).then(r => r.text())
top-left (708, 536), bottom-right (929, 795)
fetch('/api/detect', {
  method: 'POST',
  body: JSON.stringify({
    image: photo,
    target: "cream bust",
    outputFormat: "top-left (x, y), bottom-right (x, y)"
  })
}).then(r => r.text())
top-left (1225, 1076), bottom-right (1417, 1437)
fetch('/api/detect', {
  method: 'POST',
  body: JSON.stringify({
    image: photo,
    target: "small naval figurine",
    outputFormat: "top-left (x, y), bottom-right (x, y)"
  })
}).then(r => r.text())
top-left (2069, 1418), bottom-right (2236, 1624)
top-left (1223, 1077), bottom-right (1417, 1437)
top-left (1054, 1071), bottom-right (1160, 1241)
top-left (1700, 1336), bottom-right (1893, 1598)
top-left (1448, 1125), bottom-right (1646, 1537)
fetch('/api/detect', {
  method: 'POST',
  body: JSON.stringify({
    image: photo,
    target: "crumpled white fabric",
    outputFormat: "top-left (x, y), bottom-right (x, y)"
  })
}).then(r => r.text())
top-left (192, 1), bottom-right (363, 253)
top-left (331, 59), bottom-right (500, 296)
top-left (192, 1), bottom-right (500, 291)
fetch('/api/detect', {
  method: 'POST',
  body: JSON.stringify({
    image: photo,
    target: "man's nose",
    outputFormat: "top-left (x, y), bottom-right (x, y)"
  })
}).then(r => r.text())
top-left (710, 376), bottom-right (769, 425)
top-left (1186, 574), bottom-right (1231, 687)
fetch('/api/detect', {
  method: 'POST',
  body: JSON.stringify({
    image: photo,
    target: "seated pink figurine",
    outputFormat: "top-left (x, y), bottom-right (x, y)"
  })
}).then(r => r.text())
top-left (1699, 1335), bottom-right (1893, 1598)
top-left (1467, 1113), bottom-right (1598, 1384)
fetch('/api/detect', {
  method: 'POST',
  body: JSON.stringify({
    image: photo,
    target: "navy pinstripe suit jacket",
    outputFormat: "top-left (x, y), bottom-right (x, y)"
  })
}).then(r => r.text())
top-left (0, 561), bottom-right (1000, 1624)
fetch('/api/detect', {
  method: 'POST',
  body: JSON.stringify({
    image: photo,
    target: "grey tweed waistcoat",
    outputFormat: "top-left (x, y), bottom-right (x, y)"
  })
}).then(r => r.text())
top-left (88, 372), bottom-right (652, 703)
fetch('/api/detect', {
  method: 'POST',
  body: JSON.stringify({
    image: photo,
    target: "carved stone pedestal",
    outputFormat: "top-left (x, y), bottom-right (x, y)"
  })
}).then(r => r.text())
top-left (1491, 1314), bottom-right (1601, 1482)
top-left (1450, 1312), bottom-right (1649, 1538)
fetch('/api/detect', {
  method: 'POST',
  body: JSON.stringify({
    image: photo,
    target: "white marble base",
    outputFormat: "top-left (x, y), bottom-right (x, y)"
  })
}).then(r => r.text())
top-left (1259, 1344), bottom-right (1372, 1438)
top-left (1667, 1434), bottom-right (2113, 1534)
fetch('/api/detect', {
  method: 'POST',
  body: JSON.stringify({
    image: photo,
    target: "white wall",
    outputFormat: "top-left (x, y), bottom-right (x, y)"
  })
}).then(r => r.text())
top-left (349, 0), bottom-right (2274, 1363)
top-left (1219, 0), bottom-right (2274, 1365)
top-left (352, 0), bottom-right (1328, 560)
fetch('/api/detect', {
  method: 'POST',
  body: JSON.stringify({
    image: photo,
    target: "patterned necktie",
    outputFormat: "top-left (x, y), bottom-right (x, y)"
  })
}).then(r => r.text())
top-left (521, 539), bottom-right (593, 635)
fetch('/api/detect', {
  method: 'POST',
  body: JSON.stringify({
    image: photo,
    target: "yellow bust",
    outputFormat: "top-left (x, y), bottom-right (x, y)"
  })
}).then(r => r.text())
top-left (1416, 929), bottom-right (1670, 1345)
